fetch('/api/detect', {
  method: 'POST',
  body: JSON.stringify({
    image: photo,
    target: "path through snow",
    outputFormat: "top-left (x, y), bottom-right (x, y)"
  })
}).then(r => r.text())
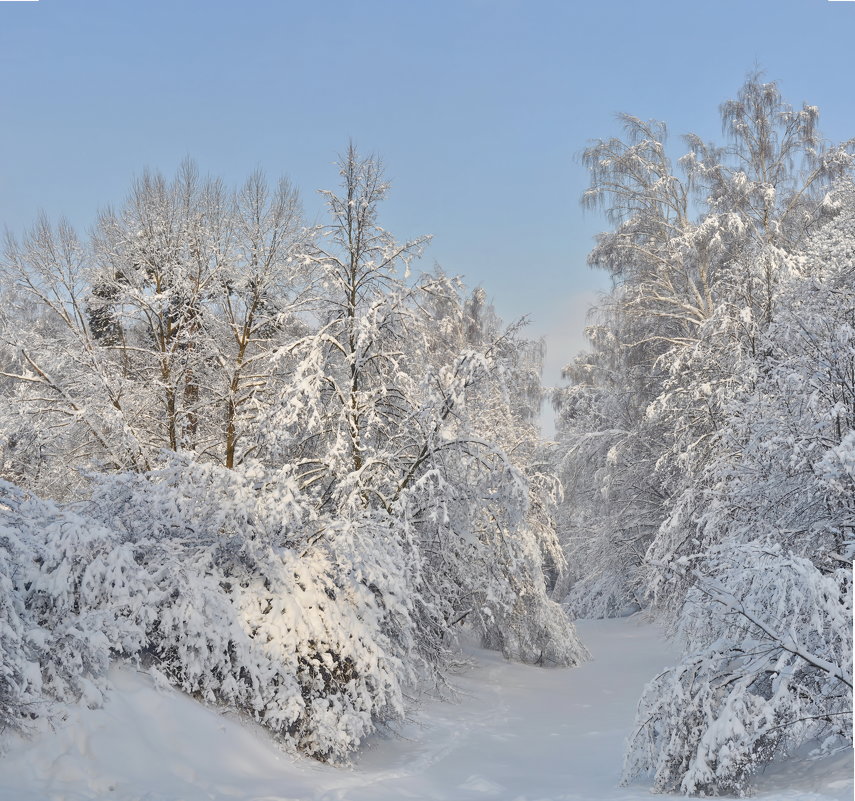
top-left (0, 618), bottom-right (851, 801)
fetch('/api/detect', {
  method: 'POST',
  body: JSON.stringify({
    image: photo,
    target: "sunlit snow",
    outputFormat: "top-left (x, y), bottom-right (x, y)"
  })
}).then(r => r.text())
top-left (0, 618), bottom-right (850, 801)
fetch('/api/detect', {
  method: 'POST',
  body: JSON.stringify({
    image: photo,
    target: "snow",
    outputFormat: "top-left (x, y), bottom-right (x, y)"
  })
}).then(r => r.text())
top-left (0, 618), bottom-right (850, 801)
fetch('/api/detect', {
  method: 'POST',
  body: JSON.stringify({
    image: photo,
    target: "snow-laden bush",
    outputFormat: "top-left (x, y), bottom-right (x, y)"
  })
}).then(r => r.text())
top-left (0, 462), bottom-right (413, 761)
top-left (1, 452), bottom-right (581, 760)
top-left (623, 544), bottom-right (852, 796)
top-left (0, 479), bottom-right (147, 734)
top-left (389, 357), bottom-right (588, 670)
top-left (88, 460), bottom-right (411, 760)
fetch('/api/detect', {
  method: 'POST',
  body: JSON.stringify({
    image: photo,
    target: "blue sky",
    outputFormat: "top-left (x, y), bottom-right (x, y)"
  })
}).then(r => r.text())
top-left (2, 0), bottom-right (854, 431)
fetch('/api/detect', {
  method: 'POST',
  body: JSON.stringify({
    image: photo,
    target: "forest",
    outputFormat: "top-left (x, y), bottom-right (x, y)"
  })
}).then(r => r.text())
top-left (0, 75), bottom-right (852, 798)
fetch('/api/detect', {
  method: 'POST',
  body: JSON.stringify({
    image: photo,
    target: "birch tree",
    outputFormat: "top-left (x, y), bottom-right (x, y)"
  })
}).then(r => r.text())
top-left (0, 162), bottom-right (310, 493)
top-left (555, 74), bottom-right (854, 618)
top-left (264, 146), bottom-right (586, 670)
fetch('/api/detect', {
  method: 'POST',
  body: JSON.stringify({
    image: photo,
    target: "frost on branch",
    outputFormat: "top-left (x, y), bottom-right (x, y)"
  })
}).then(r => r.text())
top-left (555, 75), bottom-right (854, 794)
top-left (0, 146), bottom-right (587, 762)
top-left (0, 464), bottom-right (408, 762)
top-left (623, 545), bottom-right (852, 796)
top-left (625, 185), bottom-right (855, 794)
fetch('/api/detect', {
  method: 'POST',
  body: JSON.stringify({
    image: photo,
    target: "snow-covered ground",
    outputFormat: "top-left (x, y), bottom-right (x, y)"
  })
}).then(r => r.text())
top-left (0, 617), bottom-right (850, 801)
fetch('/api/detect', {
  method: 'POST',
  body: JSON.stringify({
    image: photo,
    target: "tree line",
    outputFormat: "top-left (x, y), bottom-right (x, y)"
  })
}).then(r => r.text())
top-left (554, 73), bottom-right (854, 794)
top-left (0, 145), bottom-right (583, 762)
top-left (0, 74), bottom-right (851, 794)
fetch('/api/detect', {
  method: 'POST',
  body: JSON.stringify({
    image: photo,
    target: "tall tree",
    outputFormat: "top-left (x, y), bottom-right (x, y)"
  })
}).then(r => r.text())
top-left (555, 74), bottom-right (854, 616)
top-left (263, 145), bottom-right (585, 669)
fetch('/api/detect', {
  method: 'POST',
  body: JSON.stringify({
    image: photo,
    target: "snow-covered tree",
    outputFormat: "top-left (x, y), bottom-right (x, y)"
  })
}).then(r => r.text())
top-left (558, 75), bottom-right (854, 794)
top-left (0, 162), bottom-right (310, 495)
top-left (555, 74), bottom-right (854, 618)
top-left (264, 146), bottom-right (585, 671)
top-left (624, 545), bottom-right (851, 796)
top-left (0, 146), bottom-right (586, 764)
top-left (621, 182), bottom-right (855, 795)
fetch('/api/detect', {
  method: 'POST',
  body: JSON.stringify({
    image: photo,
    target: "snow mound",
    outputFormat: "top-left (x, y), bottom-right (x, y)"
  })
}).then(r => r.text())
top-left (0, 619), bottom-right (849, 801)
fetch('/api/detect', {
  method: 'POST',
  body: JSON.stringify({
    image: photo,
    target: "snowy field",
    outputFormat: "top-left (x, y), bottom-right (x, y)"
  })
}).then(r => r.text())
top-left (0, 618), bottom-right (850, 801)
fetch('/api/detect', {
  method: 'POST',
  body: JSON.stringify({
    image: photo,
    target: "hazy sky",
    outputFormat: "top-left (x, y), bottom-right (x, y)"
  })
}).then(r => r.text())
top-left (2, 0), bottom-right (854, 432)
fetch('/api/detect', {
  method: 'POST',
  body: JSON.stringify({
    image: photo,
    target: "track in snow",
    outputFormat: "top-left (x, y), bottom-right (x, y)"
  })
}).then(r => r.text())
top-left (0, 618), bottom-right (851, 801)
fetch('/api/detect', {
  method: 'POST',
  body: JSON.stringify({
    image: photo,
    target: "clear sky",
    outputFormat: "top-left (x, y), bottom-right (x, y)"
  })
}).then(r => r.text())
top-left (2, 0), bottom-right (854, 432)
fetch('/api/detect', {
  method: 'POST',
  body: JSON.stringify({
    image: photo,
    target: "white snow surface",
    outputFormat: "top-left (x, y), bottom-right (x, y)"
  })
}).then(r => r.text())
top-left (0, 618), bottom-right (850, 801)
